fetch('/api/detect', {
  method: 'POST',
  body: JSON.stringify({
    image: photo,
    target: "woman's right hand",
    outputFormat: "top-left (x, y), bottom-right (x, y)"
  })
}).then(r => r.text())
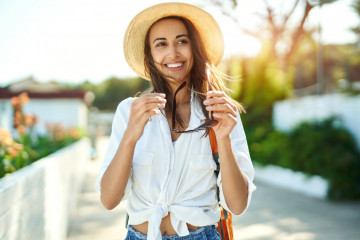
top-left (125, 93), bottom-right (166, 142)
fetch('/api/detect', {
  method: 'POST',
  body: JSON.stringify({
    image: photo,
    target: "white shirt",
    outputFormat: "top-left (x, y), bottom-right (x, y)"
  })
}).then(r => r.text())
top-left (95, 93), bottom-right (256, 240)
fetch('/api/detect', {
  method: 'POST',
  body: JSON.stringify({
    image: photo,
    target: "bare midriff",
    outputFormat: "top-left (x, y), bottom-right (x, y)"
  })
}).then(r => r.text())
top-left (131, 214), bottom-right (199, 236)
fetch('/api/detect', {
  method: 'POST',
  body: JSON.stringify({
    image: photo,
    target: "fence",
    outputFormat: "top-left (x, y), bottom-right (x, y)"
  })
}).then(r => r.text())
top-left (0, 138), bottom-right (90, 240)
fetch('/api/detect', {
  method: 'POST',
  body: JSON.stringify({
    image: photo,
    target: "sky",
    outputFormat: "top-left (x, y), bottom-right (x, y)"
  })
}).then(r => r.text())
top-left (0, 0), bottom-right (358, 87)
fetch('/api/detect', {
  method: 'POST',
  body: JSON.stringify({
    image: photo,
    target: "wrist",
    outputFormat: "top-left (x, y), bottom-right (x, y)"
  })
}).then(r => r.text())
top-left (216, 134), bottom-right (231, 145)
top-left (122, 129), bottom-right (139, 146)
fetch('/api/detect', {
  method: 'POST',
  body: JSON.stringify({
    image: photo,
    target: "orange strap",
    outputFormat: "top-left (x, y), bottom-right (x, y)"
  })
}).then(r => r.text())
top-left (209, 128), bottom-right (218, 153)
top-left (210, 128), bottom-right (234, 240)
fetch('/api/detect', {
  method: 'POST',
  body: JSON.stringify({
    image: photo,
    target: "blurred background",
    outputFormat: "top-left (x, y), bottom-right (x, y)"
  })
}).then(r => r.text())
top-left (0, 0), bottom-right (359, 240)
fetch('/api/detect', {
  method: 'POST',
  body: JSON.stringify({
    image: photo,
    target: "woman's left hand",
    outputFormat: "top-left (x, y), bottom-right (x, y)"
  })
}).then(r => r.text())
top-left (203, 91), bottom-right (237, 140)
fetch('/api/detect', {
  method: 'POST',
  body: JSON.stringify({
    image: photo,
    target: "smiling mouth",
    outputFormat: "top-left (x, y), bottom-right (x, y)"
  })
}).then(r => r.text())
top-left (165, 62), bottom-right (184, 70)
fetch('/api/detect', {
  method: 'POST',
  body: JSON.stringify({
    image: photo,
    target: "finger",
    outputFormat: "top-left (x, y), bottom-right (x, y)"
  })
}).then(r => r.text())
top-left (143, 102), bottom-right (166, 112)
top-left (204, 96), bottom-right (227, 105)
top-left (147, 107), bottom-right (161, 116)
top-left (142, 93), bottom-right (166, 102)
top-left (138, 108), bottom-right (161, 125)
top-left (134, 102), bottom-right (163, 119)
top-left (213, 112), bottom-right (237, 122)
top-left (204, 96), bottom-right (236, 111)
top-left (204, 95), bottom-right (237, 112)
top-left (206, 103), bottom-right (236, 115)
top-left (132, 94), bottom-right (166, 112)
top-left (133, 93), bottom-right (166, 107)
top-left (206, 91), bottom-right (226, 98)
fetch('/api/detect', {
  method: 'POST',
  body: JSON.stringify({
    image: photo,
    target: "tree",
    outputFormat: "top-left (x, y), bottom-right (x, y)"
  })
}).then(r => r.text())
top-left (351, 0), bottom-right (360, 42)
top-left (78, 77), bottom-right (150, 111)
top-left (207, 0), bottom-right (337, 67)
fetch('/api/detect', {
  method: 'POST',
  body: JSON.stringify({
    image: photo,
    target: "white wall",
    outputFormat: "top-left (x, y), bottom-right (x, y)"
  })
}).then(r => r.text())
top-left (273, 93), bottom-right (360, 149)
top-left (0, 99), bottom-right (12, 131)
top-left (0, 99), bottom-right (88, 135)
top-left (0, 138), bottom-right (90, 240)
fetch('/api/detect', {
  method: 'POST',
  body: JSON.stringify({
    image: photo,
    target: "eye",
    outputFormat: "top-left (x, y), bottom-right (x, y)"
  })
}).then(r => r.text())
top-left (155, 42), bottom-right (167, 47)
top-left (178, 39), bottom-right (189, 45)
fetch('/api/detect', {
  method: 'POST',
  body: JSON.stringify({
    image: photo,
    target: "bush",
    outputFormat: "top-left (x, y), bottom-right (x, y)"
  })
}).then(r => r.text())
top-left (247, 116), bottom-right (360, 200)
top-left (0, 93), bottom-right (83, 178)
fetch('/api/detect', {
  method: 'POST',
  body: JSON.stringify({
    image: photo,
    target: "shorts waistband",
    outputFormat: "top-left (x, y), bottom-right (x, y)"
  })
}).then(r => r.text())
top-left (126, 225), bottom-right (216, 240)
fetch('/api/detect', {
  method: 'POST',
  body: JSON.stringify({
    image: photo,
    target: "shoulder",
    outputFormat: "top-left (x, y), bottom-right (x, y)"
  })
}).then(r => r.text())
top-left (116, 97), bottom-right (135, 111)
top-left (113, 97), bottom-right (135, 120)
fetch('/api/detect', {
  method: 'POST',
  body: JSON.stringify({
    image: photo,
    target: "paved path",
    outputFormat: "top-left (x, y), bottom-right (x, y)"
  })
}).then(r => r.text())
top-left (67, 137), bottom-right (360, 240)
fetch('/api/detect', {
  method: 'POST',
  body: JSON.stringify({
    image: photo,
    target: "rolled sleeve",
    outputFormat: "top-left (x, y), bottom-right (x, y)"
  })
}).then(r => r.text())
top-left (217, 111), bottom-right (256, 214)
top-left (95, 98), bottom-right (133, 201)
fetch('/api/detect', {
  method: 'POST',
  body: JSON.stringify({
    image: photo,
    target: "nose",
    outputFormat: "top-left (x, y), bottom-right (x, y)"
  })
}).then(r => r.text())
top-left (167, 44), bottom-right (178, 60)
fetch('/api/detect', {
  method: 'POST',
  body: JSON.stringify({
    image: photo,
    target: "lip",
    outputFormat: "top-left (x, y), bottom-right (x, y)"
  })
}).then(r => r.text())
top-left (164, 62), bottom-right (185, 71)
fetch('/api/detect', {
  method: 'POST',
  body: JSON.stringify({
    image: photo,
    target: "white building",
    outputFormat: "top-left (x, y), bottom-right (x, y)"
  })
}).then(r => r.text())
top-left (0, 78), bottom-right (90, 136)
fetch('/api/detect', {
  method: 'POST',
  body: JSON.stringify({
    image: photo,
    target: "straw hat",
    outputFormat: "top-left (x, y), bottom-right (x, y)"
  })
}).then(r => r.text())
top-left (123, 2), bottom-right (224, 80)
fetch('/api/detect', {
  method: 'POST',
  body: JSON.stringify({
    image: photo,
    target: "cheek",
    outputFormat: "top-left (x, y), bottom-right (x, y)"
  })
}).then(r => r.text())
top-left (150, 49), bottom-right (163, 65)
top-left (184, 48), bottom-right (194, 67)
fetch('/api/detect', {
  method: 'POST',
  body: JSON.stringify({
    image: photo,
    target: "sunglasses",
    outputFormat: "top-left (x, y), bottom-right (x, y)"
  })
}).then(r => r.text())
top-left (172, 69), bottom-right (218, 133)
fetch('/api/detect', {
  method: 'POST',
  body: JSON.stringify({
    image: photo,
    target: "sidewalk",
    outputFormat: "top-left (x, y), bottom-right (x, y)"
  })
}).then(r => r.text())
top-left (67, 137), bottom-right (360, 240)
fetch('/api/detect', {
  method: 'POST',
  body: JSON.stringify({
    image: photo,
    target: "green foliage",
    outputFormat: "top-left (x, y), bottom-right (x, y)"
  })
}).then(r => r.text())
top-left (0, 131), bottom-right (82, 178)
top-left (79, 77), bottom-right (151, 111)
top-left (324, 44), bottom-right (360, 90)
top-left (247, 116), bottom-right (360, 200)
top-left (224, 41), bottom-right (293, 112)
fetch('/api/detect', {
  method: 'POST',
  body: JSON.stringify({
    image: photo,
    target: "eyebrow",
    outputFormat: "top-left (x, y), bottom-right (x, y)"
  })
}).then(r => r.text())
top-left (153, 34), bottom-right (189, 44)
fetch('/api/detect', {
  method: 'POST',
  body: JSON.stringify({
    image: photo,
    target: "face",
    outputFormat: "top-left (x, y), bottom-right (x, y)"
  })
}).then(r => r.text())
top-left (148, 18), bottom-right (194, 84)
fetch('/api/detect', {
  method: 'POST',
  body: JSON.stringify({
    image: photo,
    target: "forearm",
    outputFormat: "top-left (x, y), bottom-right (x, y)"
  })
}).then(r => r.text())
top-left (100, 130), bottom-right (136, 210)
top-left (217, 136), bottom-right (249, 215)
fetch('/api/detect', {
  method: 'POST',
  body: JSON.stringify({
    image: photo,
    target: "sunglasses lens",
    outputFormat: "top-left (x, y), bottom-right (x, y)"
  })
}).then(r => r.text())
top-left (195, 119), bottom-right (218, 131)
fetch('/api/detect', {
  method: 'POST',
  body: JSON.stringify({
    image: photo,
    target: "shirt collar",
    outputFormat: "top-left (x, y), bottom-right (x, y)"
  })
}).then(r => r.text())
top-left (158, 89), bottom-right (206, 128)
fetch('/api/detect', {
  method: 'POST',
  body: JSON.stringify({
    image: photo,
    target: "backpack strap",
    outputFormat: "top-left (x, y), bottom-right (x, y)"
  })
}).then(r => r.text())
top-left (209, 128), bottom-right (220, 192)
top-left (209, 128), bottom-right (229, 240)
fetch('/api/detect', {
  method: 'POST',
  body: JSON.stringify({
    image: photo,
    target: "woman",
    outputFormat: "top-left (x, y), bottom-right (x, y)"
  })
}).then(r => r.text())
top-left (96, 2), bottom-right (256, 240)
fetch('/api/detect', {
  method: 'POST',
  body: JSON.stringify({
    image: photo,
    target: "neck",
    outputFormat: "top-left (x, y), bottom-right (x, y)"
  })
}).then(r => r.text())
top-left (175, 85), bottom-right (191, 105)
top-left (169, 79), bottom-right (191, 105)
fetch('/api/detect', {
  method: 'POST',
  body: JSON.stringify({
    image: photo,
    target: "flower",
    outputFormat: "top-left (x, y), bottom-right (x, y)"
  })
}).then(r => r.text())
top-left (0, 128), bottom-right (13, 146)
top-left (10, 97), bottom-right (20, 108)
top-left (19, 92), bottom-right (29, 104)
top-left (13, 143), bottom-right (23, 151)
top-left (17, 125), bottom-right (26, 136)
top-left (13, 110), bottom-right (22, 128)
top-left (0, 128), bottom-right (23, 159)
top-left (69, 127), bottom-right (80, 140)
top-left (6, 146), bottom-right (18, 158)
top-left (24, 114), bottom-right (37, 127)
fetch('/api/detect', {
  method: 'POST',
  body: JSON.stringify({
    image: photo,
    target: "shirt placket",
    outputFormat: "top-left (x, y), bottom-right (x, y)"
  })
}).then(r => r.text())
top-left (157, 114), bottom-right (175, 203)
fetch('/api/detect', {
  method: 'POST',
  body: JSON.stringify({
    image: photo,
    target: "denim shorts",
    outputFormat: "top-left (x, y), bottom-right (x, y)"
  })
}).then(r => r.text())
top-left (124, 225), bottom-right (221, 240)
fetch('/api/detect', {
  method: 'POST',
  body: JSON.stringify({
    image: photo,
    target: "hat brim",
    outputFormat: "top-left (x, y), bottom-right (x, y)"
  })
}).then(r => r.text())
top-left (123, 2), bottom-right (224, 80)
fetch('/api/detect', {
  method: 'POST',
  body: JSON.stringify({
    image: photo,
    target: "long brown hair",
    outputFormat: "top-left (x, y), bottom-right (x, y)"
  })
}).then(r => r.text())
top-left (144, 16), bottom-right (244, 133)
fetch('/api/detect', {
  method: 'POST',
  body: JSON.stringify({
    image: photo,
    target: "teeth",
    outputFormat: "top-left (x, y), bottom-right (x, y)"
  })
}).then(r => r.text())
top-left (167, 63), bottom-right (183, 68)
